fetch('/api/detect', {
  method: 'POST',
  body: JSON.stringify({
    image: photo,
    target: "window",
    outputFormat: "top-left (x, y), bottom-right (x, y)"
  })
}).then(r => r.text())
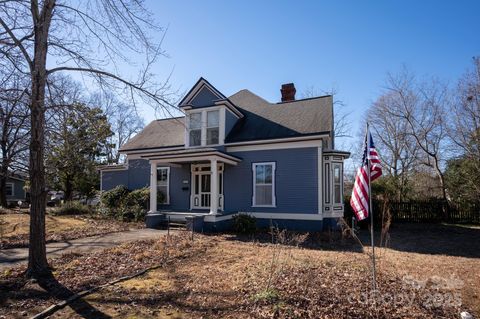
top-left (188, 113), bottom-right (202, 146)
top-left (252, 162), bottom-right (276, 207)
top-left (333, 163), bottom-right (342, 204)
top-left (157, 167), bottom-right (170, 205)
top-left (5, 183), bottom-right (13, 196)
top-left (324, 163), bottom-right (330, 204)
top-left (206, 110), bottom-right (219, 145)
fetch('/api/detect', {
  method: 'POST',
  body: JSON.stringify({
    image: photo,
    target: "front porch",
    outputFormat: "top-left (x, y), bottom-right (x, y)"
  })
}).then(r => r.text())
top-left (141, 148), bottom-right (242, 216)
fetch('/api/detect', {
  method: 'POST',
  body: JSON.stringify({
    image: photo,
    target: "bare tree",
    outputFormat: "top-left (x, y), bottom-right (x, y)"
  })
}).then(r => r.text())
top-left (368, 92), bottom-right (419, 200)
top-left (448, 57), bottom-right (480, 198)
top-left (301, 86), bottom-right (351, 145)
top-left (0, 0), bottom-right (174, 279)
top-left (385, 68), bottom-right (450, 203)
top-left (90, 92), bottom-right (144, 163)
top-left (0, 65), bottom-right (30, 207)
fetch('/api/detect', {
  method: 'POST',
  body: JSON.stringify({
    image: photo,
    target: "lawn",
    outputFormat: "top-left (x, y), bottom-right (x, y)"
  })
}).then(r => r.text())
top-left (0, 211), bottom-right (142, 249)
top-left (0, 224), bottom-right (479, 318)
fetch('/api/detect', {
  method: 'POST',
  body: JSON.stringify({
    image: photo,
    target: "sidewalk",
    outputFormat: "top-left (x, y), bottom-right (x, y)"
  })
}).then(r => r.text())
top-left (0, 228), bottom-right (167, 269)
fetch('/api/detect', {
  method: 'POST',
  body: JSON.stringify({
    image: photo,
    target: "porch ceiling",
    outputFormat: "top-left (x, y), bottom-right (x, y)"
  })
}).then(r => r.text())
top-left (140, 148), bottom-right (242, 165)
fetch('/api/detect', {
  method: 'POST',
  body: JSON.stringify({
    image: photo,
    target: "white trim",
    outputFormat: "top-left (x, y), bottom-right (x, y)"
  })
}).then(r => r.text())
top-left (149, 162), bottom-right (157, 213)
top-left (318, 143), bottom-right (323, 215)
top-left (157, 166), bottom-right (170, 205)
top-left (227, 139), bottom-right (322, 152)
top-left (179, 79), bottom-right (226, 107)
top-left (225, 134), bottom-right (329, 147)
top-left (240, 212), bottom-right (324, 221)
top-left (219, 107), bottom-right (226, 144)
top-left (252, 162), bottom-right (276, 208)
top-left (149, 154), bottom-right (240, 166)
top-left (6, 182), bottom-right (14, 196)
top-left (122, 146), bottom-right (185, 157)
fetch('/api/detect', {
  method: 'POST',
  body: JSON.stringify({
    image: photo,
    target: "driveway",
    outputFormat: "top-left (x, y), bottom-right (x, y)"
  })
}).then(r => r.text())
top-left (0, 228), bottom-right (168, 269)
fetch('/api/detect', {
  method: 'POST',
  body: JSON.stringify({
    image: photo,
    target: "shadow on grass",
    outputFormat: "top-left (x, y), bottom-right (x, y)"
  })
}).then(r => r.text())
top-left (218, 230), bottom-right (364, 253)
top-left (358, 223), bottom-right (480, 258)
top-left (0, 274), bottom-right (111, 319)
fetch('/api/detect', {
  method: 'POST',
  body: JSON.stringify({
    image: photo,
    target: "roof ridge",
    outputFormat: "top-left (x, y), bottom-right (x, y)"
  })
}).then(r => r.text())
top-left (275, 94), bottom-right (332, 104)
top-left (155, 115), bottom-right (185, 122)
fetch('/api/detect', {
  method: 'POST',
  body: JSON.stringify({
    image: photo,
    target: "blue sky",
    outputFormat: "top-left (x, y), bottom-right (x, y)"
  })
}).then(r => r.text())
top-left (140, 0), bottom-right (479, 151)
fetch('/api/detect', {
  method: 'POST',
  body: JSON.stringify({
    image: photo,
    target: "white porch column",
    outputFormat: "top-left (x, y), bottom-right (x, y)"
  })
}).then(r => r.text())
top-left (149, 161), bottom-right (157, 213)
top-left (210, 158), bottom-right (218, 215)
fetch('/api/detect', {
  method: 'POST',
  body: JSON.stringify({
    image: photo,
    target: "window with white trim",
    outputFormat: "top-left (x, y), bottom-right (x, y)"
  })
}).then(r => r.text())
top-left (157, 167), bottom-right (170, 204)
top-left (6, 183), bottom-right (13, 196)
top-left (188, 113), bottom-right (202, 146)
top-left (333, 163), bottom-right (343, 204)
top-left (206, 110), bottom-right (219, 145)
top-left (252, 162), bottom-right (276, 207)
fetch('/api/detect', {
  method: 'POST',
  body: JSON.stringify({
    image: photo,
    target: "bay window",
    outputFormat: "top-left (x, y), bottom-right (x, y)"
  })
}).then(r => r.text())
top-left (188, 113), bottom-right (202, 146)
top-left (333, 163), bottom-right (343, 204)
top-left (252, 162), bottom-right (276, 207)
top-left (206, 110), bottom-right (219, 145)
top-left (187, 109), bottom-right (221, 146)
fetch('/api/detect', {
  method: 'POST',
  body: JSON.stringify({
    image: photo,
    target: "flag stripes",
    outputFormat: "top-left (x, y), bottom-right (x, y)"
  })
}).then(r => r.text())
top-left (350, 130), bottom-right (382, 221)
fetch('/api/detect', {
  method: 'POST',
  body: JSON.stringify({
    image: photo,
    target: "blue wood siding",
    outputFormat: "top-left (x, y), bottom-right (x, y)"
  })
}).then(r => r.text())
top-left (6, 178), bottom-right (26, 200)
top-left (101, 170), bottom-right (128, 191)
top-left (224, 148), bottom-right (318, 214)
top-left (190, 87), bottom-right (219, 108)
top-left (225, 109), bottom-right (237, 137)
top-left (127, 159), bottom-right (150, 189)
top-left (157, 164), bottom-right (191, 211)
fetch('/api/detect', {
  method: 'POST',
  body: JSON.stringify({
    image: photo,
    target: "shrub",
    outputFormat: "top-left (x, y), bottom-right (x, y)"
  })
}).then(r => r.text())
top-left (100, 185), bottom-right (129, 209)
top-left (232, 213), bottom-right (257, 234)
top-left (98, 186), bottom-right (151, 222)
top-left (55, 201), bottom-right (91, 215)
top-left (124, 187), bottom-right (150, 209)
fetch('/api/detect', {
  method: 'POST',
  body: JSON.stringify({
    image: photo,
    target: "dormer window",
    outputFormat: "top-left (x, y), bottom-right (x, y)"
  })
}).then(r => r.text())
top-left (189, 113), bottom-right (202, 146)
top-left (206, 110), bottom-right (219, 145)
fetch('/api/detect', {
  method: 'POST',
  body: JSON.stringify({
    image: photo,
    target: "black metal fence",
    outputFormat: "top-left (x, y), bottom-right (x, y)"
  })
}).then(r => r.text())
top-left (344, 200), bottom-right (480, 225)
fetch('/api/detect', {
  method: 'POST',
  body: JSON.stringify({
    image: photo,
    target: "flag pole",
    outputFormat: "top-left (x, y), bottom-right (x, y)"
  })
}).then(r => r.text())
top-left (366, 122), bottom-right (377, 295)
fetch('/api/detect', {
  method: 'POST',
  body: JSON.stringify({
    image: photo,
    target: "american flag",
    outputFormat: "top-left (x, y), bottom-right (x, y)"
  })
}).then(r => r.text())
top-left (350, 128), bottom-right (382, 221)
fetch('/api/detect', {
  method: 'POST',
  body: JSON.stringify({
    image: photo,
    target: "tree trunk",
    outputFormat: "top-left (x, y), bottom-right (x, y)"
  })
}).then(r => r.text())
top-left (64, 175), bottom-right (73, 201)
top-left (0, 168), bottom-right (7, 207)
top-left (27, 0), bottom-right (55, 279)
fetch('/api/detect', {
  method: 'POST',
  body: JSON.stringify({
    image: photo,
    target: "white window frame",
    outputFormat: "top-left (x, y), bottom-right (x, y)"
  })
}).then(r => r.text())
top-left (6, 182), bottom-right (14, 196)
top-left (185, 107), bottom-right (226, 147)
top-left (206, 110), bottom-right (220, 145)
top-left (157, 166), bottom-right (170, 205)
top-left (252, 162), bottom-right (276, 208)
top-left (187, 112), bottom-right (202, 147)
top-left (333, 162), bottom-right (343, 205)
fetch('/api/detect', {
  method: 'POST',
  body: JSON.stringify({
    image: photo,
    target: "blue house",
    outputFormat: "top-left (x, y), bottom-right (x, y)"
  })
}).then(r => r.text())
top-left (100, 78), bottom-right (349, 231)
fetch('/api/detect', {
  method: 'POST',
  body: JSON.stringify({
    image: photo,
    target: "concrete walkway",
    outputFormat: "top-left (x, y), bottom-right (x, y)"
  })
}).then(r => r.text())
top-left (0, 228), bottom-right (167, 269)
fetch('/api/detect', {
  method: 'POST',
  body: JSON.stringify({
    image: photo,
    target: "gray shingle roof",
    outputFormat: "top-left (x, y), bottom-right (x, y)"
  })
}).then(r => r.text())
top-left (226, 89), bottom-right (333, 142)
top-left (119, 117), bottom-right (185, 151)
top-left (120, 88), bottom-right (333, 152)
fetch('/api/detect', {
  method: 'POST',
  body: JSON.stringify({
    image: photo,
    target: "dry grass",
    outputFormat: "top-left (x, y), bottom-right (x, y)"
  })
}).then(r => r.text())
top-left (1, 213), bottom-right (86, 237)
top-left (0, 212), bottom-right (142, 249)
top-left (1, 225), bottom-right (479, 318)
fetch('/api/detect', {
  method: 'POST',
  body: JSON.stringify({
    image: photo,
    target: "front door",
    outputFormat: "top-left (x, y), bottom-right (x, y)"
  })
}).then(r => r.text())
top-left (191, 164), bottom-right (223, 210)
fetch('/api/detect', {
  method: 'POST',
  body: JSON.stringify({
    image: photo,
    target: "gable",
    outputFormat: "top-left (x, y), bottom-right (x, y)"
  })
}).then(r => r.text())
top-left (190, 86), bottom-right (222, 108)
top-left (179, 77), bottom-right (226, 108)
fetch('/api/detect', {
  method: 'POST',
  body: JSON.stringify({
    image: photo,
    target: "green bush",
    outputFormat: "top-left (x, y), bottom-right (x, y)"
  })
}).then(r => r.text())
top-left (100, 185), bottom-right (129, 208)
top-left (99, 186), bottom-right (151, 222)
top-left (232, 213), bottom-right (257, 234)
top-left (55, 201), bottom-right (91, 215)
top-left (124, 187), bottom-right (150, 209)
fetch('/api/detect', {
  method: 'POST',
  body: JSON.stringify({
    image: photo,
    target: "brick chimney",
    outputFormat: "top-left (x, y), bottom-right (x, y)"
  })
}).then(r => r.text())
top-left (280, 83), bottom-right (296, 102)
